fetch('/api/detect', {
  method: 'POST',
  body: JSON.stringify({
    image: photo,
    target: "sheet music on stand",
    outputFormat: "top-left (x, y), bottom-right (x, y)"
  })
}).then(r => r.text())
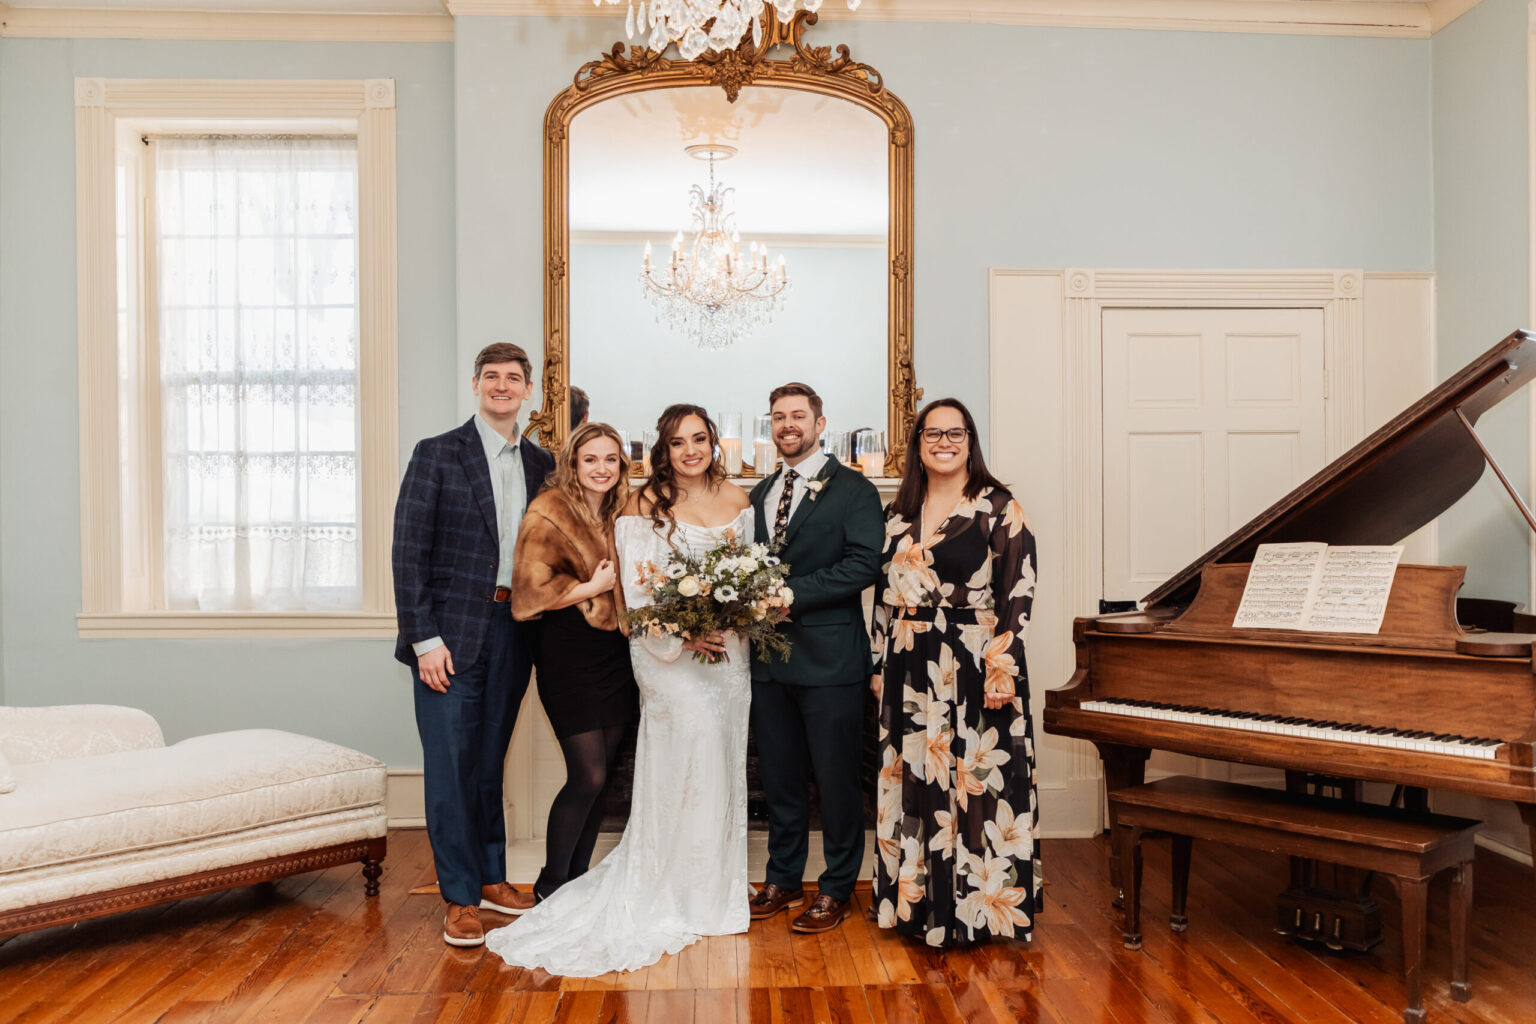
top-left (1232, 542), bottom-right (1403, 634)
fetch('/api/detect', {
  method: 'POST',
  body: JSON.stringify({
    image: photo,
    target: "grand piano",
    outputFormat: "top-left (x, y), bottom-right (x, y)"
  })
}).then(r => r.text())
top-left (1046, 329), bottom-right (1536, 907)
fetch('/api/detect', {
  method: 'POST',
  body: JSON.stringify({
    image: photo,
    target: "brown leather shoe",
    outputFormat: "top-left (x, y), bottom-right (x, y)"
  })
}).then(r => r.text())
top-left (443, 903), bottom-right (484, 947)
top-left (480, 882), bottom-right (536, 916)
top-left (791, 894), bottom-right (852, 934)
top-left (748, 883), bottom-right (805, 921)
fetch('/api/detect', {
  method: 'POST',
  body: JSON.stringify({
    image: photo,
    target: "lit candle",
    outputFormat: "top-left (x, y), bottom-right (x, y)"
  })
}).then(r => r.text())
top-left (859, 452), bottom-right (883, 477)
top-left (720, 437), bottom-right (743, 475)
top-left (753, 439), bottom-right (777, 476)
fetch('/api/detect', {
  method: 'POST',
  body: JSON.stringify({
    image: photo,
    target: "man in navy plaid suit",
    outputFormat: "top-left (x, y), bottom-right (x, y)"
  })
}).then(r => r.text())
top-left (393, 342), bottom-right (555, 948)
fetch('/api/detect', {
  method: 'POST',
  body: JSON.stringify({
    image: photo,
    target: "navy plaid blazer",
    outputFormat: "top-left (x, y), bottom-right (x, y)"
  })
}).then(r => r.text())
top-left (392, 417), bottom-right (555, 669)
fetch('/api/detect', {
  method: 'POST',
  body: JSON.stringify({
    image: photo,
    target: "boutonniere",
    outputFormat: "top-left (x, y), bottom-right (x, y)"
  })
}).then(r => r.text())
top-left (805, 478), bottom-right (828, 501)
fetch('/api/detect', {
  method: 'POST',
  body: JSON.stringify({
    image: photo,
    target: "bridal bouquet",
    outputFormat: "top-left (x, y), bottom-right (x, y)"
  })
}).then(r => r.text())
top-left (626, 529), bottom-right (793, 664)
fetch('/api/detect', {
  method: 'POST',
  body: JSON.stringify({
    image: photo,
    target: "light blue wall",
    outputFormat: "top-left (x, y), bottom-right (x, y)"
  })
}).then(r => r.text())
top-left (1432, 0), bottom-right (1532, 607)
top-left (0, 38), bottom-right (457, 765)
top-left (457, 17), bottom-right (1434, 447)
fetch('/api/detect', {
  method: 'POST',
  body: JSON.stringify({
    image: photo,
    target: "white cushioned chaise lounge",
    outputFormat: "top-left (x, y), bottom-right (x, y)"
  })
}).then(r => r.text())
top-left (0, 704), bottom-right (387, 939)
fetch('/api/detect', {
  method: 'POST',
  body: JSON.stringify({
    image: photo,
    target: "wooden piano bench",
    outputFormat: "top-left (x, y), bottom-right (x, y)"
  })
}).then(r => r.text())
top-left (1108, 776), bottom-right (1479, 1024)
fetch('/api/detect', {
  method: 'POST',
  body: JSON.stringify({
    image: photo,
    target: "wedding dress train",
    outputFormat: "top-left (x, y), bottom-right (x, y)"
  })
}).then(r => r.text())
top-left (484, 509), bottom-right (753, 976)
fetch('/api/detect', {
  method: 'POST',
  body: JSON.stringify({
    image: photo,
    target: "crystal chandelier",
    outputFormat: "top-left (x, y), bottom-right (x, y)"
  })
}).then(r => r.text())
top-left (640, 146), bottom-right (790, 350)
top-left (594, 0), bottom-right (863, 60)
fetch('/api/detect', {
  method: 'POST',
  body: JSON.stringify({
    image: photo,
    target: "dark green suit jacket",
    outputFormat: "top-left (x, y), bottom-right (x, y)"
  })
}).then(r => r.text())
top-left (750, 455), bottom-right (883, 687)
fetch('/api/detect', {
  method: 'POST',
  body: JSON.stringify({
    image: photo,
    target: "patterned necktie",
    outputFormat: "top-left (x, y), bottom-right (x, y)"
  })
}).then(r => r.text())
top-left (773, 468), bottom-right (799, 542)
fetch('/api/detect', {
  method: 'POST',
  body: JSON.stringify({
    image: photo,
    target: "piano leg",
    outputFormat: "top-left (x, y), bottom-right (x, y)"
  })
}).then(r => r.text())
top-left (1520, 803), bottom-right (1536, 887)
top-left (1098, 743), bottom-right (1149, 905)
top-left (1170, 835), bottom-right (1192, 933)
top-left (1116, 822), bottom-right (1145, 951)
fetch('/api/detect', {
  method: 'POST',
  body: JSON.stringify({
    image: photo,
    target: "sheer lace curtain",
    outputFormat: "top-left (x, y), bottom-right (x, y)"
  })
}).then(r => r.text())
top-left (155, 136), bottom-right (361, 611)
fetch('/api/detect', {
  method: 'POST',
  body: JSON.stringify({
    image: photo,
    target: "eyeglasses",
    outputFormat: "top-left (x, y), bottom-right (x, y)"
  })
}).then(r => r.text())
top-left (920, 427), bottom-right (969, 445)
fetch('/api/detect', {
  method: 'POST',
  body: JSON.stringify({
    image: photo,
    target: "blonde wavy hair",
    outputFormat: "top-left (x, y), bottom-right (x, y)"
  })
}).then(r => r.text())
top-left (547, 421), bottom-right (631, 527)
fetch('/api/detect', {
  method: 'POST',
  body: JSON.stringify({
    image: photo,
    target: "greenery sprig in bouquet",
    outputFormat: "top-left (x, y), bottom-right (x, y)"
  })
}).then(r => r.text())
top-left (625, 528), bottom-right (793, 664)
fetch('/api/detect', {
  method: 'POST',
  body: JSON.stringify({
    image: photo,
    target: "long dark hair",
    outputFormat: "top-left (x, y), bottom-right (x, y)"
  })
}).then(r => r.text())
top-left (891, 398), bottom-right (1006, 520)
top-left (641, 403), bottom-right (727, 538)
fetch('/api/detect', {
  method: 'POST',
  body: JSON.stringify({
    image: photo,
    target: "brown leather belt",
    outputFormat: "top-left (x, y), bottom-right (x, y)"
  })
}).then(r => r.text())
top-left (492, 586), bottom-right (511, 603)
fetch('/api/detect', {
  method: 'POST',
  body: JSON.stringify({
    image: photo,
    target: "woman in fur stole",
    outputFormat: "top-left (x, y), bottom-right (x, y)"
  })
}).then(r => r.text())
top-left (511, 421), bottom-right (638, 901)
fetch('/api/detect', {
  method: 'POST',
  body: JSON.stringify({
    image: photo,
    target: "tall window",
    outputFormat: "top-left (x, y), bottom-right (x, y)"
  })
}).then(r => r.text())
top-left (76, 78), bottom-right (399, 637)
top-left (151, 137), bottom-right (361, 611)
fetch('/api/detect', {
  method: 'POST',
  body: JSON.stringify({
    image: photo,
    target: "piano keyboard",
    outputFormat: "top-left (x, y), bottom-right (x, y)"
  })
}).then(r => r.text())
top-left (1080, 698), bottom-right (1503, 760)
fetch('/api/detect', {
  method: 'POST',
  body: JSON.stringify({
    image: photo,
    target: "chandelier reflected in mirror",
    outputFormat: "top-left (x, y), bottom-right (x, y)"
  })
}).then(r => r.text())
top-left (640, 145), bottom-right (790, 351)
top-left (595, 0), bottom-right (863, 60)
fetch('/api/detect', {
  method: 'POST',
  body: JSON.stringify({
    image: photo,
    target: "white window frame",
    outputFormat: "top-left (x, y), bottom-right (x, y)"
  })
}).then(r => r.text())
top-left (74, 78), bottom-right (399, 638)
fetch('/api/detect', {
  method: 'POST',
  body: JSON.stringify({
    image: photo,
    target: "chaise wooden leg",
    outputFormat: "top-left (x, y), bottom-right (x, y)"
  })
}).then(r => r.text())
top-left (361, 836), bottom-right (387, 898)
top-left (1449, 860), bottom-right (1473, 1002)
top-left (363, 858), bottom-right (383, 897)
top-left (1169, 835), bottom-right (1192, 933)
top-left (1393, 875), bottom-right (1428, 1024)
top-left (1117, 823), bottom-right (1145, 950)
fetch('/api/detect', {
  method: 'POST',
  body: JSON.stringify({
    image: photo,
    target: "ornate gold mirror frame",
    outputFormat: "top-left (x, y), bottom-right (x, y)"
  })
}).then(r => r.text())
top-left (529, 9), bottom-right (918, 475)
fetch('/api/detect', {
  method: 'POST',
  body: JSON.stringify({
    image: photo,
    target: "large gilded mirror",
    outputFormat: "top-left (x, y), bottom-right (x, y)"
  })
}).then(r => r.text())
top-left (530, 11), bottom-right (917, 475)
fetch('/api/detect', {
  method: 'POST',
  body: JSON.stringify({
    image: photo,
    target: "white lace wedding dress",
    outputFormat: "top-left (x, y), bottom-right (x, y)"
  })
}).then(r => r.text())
top-left (484, 508), bottom-right (753, 976)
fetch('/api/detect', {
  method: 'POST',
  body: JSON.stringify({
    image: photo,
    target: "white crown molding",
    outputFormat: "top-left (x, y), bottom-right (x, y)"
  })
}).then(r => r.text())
top-left (0, 6), bottom-right (454, 41)
top-left (1427, 0), bottom-right (1484, 31)
top-left (0, 0), bottom-right (1486, 39)
top-left (446, 0), bottom-right (1439, 38)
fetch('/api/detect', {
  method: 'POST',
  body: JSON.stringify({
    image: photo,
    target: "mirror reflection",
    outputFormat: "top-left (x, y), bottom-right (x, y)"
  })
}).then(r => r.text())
top-left (568, 84), bottom-right (888, 473)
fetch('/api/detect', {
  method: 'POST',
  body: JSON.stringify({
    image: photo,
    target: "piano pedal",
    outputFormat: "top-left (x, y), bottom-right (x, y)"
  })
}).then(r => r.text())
top-left (1325, 916), bottom-right (1346, 952)
top-left (1277, 888), bottom-right (1382, 952)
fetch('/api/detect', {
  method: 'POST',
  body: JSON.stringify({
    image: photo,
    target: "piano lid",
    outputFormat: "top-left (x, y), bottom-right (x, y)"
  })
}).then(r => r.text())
top-left (1142, 329), bottom-right (1536, 610)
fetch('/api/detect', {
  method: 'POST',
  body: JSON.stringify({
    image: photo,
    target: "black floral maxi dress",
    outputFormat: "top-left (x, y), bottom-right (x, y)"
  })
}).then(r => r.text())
top-left (870, 485), bottom-right (1040, 947)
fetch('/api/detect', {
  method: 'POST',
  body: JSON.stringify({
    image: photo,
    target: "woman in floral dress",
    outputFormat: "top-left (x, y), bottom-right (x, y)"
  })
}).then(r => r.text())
top-left (870, 398), bottom-right (1039, 948)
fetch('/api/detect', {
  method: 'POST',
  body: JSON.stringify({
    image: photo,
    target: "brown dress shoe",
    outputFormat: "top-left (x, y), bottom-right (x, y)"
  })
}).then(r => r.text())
top-left (748, 883), bottom-right (806, 921)
top-left (791, 894), bottom-right (852, 934)
top-left (480, 882), bottom-right (536, 916)
top-left (443, 903), bottom-right (484, 947)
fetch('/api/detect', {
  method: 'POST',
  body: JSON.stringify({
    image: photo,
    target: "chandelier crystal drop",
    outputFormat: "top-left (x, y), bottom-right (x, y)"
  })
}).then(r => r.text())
top-left (640, 149), bottom-right (790, 351)
top-left (594, 0), bottom-right (862, 60)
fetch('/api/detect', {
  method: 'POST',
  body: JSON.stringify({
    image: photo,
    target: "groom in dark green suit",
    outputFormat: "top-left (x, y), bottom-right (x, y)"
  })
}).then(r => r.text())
top-left (748, 382), bottom-right (884, 933)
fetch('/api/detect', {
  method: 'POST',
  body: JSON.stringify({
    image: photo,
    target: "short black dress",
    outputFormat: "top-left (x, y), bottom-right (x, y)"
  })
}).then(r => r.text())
top-left (535, 605), bottom-right (638, 738)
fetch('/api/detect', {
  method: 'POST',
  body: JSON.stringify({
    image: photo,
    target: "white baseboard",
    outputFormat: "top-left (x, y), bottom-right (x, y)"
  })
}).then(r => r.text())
top-left (1476, 833), bottom-right (1534, 868)
top-left (386, 769), bottom-right (425, 828)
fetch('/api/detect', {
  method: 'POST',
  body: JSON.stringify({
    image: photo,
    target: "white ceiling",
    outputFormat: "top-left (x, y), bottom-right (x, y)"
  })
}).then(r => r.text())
top-left (569, 85), bottom-right (888, 238)
top-left (1, 0), bottom-right (449, 11)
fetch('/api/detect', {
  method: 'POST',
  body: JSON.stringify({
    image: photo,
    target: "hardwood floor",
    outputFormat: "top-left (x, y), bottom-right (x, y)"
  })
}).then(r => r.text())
top-left (2, 828), bottom-right (1532, 1023)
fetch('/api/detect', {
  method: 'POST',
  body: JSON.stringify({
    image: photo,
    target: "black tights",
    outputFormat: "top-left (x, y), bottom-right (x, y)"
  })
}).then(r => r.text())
top-left (536, 724), bottom-right (626, 900)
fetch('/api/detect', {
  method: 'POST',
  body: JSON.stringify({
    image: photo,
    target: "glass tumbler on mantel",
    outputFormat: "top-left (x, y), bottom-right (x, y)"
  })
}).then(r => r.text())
top-left (719, 412), bottom-right (744, 476)
top-left (753, 415), bottom-right (776, 477)
top-left (854, 429), bottom-right (887, 477)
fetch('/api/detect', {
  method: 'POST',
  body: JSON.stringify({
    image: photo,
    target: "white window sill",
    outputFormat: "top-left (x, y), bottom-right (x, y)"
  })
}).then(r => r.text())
top-left (77, 611), bottom-right (398, 639)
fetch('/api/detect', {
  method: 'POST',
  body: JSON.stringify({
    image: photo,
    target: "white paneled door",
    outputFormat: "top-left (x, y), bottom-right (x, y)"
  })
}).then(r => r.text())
top-left (1102, 307), bottom-right (1325, 782)
top-left (1102, 307), bottom-right (1326, 605)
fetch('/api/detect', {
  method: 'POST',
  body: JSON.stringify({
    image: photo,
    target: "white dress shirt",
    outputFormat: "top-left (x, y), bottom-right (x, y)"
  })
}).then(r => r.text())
top-left (764, 449), bottom-right (828, 534)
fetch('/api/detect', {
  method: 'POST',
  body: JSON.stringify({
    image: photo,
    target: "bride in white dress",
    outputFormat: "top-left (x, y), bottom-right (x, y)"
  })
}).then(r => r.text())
top-left (485, 404), bottom-right (755, 976)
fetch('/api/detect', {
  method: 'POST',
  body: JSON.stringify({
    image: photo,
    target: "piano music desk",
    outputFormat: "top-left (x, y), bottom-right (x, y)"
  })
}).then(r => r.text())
top-left (1109, 777), bottom-right (1479, 1024)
